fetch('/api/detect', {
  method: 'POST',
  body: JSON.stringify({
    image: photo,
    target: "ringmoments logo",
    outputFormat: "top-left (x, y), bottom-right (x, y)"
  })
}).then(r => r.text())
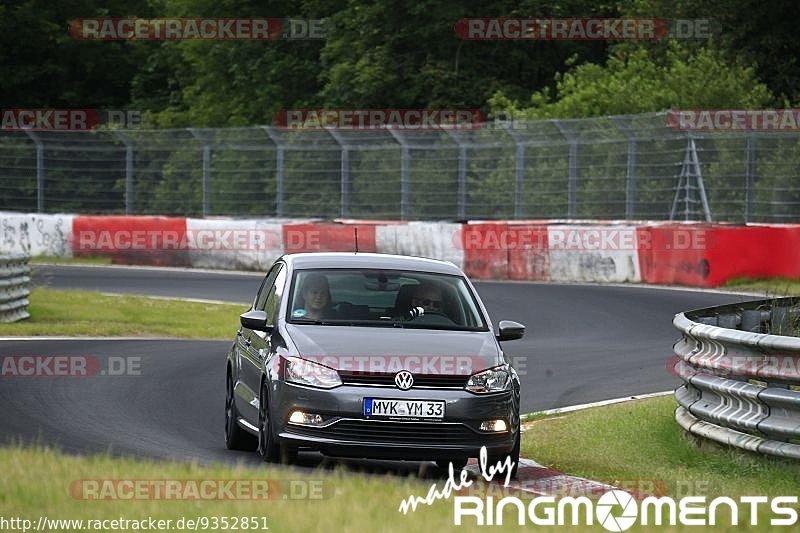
top-left (451, 493), bottom-right (799, 528)
top-left (398, 450), bottom-right (799, 529)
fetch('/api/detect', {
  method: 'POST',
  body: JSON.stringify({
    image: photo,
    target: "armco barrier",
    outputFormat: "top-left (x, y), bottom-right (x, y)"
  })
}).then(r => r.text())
top-left (0, 255), bottom-right (31, 323)
top-left (673, 298), bottom-right (800, 459)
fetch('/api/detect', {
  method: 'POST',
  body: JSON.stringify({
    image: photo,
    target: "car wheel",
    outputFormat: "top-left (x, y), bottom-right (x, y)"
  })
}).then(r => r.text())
top-left (488, 430), bottom-right (520, 479)
top-left (258, 381), bottom-right (280, 462)
top-left (436, 458), bottom-right (468, 472)
top-left (225, 375), bottom-right (257, 451)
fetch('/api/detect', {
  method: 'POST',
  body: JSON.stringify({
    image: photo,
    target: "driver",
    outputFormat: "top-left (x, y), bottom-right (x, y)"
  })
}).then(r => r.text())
top-left (410, 281), bottom-right (444, 314)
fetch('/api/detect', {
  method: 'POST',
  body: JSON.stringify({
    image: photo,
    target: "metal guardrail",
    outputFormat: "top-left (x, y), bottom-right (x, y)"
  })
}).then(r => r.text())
top-left (0, 255), bottom-right (31, 323)
top-left (673, 297), bottom-right (800, 459)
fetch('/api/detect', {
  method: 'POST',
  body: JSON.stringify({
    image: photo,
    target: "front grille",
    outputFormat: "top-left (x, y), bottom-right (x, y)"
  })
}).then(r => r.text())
top-left (339, 371), bottom-right (468, 389)
top-left (288, 419), bottom-right (507, 445)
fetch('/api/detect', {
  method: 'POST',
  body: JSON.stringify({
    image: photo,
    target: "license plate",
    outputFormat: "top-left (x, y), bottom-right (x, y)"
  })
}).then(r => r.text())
top-left (364, 398), bottom-right (445, 419)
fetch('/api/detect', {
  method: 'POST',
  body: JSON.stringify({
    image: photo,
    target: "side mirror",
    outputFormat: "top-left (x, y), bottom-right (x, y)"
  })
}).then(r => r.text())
top-left (496, 320), bottom-right (525, 342)
top-left (240, 310), bottom-right (271, 332)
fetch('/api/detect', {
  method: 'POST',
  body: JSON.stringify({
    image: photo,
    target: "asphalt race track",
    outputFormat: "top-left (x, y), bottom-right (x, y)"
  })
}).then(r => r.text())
top-left (0, 264), bottom-right (753, 470)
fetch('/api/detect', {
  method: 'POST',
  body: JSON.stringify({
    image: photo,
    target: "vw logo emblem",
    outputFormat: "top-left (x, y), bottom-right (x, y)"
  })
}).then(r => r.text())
top-left (394, 370), bottom-right (414, 390)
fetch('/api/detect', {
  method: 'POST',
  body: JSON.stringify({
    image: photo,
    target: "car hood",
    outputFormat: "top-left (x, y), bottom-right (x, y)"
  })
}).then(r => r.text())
top-left (283, 324), bottom-right (501, 374)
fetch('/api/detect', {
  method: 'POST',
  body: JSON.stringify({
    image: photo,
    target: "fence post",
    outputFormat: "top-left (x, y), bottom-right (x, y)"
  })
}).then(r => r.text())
top-left (327, 129), bottom-right (350, 218)
top-left (24, 131), bottom-right (45, 213)
top-left (442, 129), bottom-right (467, 219)
top-left (501, 122), bottom-right (526, 219)
top-left (745, 134), bottom-right (756, 223)
top-left (188, 128), bottom-right (211, 217)
top-left (611, 116), bottom-right (636, 220)
top-left (553, 120), bottom-right (577, 219)
top-left (387, 129), bottom-right (410, 220)
top-left (115, 132), bottom-right (134, 214)
top-left (261, 127), bottom-right (284, 217)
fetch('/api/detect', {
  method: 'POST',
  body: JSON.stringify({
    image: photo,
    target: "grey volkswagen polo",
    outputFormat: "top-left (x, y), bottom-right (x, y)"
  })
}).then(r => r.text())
top-left (225, 253), bottom-right (525, 475)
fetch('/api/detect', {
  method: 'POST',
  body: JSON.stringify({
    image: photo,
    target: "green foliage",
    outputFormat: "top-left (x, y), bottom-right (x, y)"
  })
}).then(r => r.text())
top-left (3, 0), bottom-right (798, 221)
top-left (491, 43), bottom-right (775, 120)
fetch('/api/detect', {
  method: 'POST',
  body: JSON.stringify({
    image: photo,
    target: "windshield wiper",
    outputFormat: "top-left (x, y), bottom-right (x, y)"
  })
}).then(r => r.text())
top-left (291, 318), bottom-right (335, 326)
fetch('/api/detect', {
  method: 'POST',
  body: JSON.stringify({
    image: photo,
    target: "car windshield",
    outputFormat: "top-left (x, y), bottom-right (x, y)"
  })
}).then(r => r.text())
top-left (286, 268), bottom-right (487, 331)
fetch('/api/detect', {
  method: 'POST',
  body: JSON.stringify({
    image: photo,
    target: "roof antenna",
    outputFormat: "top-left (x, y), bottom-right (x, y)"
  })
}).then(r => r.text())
top-left (354, 227), bottom-right (359, 253)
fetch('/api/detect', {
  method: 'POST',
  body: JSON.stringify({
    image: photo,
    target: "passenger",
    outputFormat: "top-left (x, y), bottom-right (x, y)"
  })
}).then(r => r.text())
top-left (298, 274), bottom-right (334, 320)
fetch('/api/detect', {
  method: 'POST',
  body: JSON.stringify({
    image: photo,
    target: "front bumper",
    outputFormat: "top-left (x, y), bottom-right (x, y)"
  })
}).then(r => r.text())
top-left (271, 381), bottom-right (519, 460)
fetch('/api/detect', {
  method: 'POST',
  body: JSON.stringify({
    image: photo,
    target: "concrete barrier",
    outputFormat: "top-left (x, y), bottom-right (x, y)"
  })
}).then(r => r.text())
top-left (376, 222), bottom-right (464, 269)
top-left (0, 213), bottom-right (74, 257)
top-left (548, 225), bottom-right (641, 283)
top-left (282, 222), bottom-right (377, 254)
top-left (3, 213), bottom-right (798, 289)
top-left (186, 218), bottom-right (284, 271)
top-left (72, 215), bottom-right (190, 266)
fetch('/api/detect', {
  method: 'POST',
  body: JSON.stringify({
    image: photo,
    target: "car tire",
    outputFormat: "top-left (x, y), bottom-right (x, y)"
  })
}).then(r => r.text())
top-left (258, 381), bottom-right (280, 462)
top-left (280, 446), bottom-right (298, 465)
top-left (488, 430), bottom-right (520, 479)
top-left (436, 458), bottom-right (468, 472)
top-left (225, 375), bottom-right (257, 451)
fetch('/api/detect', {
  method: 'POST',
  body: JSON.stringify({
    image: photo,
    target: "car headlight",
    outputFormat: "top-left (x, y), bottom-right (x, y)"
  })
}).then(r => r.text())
top-left (284, 357), bottom-right (342, 389)
top-left (465, 365), bottom-right (511, 394)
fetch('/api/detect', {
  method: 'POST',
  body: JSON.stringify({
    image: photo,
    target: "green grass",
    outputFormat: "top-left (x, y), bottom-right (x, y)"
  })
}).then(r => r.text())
top-left (31, 255), bottom-right (113, 265)
top-left (522, 396), bottom-right (800, 498)
top-left (3, 399), bottom-right (798, 532)
top-left (0, 288), bottom-right (244, 339)
top-left (0, 446), bottom-right (464, 533)
top-left (725, 277), bottom-right (800, 296)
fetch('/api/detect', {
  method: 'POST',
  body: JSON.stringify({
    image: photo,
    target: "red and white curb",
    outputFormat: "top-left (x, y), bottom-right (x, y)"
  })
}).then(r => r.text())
top-left (465, 457), bottom-right (616, 497)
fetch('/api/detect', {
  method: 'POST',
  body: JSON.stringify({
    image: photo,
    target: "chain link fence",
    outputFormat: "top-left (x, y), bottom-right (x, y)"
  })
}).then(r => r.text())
top-left (1, 112), bottom-right (798, 221)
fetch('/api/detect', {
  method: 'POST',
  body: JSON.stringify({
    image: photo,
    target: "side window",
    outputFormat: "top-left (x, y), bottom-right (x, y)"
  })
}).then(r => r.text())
top-left (264, 266), bottom-right (287, 324)
top-left (254, 264), bottom-right (282, 312)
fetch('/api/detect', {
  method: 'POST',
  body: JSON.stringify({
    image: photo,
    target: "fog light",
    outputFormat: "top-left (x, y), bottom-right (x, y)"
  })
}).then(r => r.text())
top-left (288, 410), bottom-right (323, 425)
top-left (480, 419), bottom-right (508, 432)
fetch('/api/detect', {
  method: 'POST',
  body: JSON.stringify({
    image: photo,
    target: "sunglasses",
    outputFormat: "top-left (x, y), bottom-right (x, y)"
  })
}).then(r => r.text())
top-left (412, 297), bottom-right (442, 309)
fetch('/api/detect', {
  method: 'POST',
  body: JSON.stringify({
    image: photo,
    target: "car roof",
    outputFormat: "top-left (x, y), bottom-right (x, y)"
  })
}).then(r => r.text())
top-left (280, 252), bottom-right (463, 275)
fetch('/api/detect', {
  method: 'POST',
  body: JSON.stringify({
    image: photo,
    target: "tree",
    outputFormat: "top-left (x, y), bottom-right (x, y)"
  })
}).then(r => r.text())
top-left (489, 42), bottom-right (774, 119)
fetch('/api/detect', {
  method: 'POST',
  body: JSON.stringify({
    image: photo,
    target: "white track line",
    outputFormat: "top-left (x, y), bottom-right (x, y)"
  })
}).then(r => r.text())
top-left (99, 292), bottom-right (245, 306)
top-left (523, 390), bottom-right (674, 419)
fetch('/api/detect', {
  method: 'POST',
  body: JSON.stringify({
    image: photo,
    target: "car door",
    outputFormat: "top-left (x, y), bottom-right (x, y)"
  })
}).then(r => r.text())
top-left (242, 263), bottom-right (286, 420)
top-left (237, 262), bottom-right (284, 422)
